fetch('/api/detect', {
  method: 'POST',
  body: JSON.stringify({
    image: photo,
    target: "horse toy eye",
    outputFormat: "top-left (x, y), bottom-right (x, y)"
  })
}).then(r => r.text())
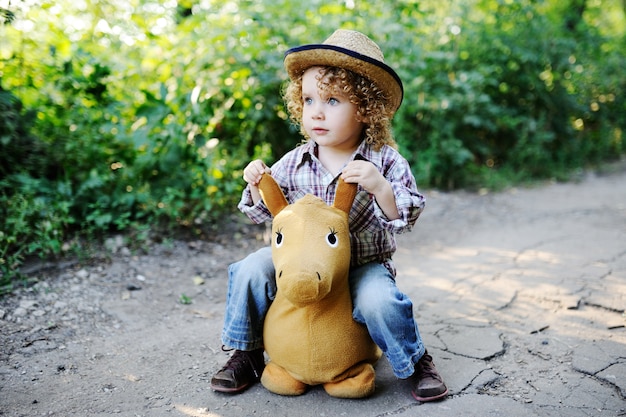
top-left (275, 230), bottom-right (284, 247)
top-left (326, 229), bottom-right (338, 248)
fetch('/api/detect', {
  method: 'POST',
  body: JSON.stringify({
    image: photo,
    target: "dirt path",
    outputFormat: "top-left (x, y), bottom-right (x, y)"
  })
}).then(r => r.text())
top-left (1, 166), bottom-right (625, 417)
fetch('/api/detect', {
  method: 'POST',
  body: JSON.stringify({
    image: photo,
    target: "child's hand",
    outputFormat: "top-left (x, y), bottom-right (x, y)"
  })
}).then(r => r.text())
top-left (341, 160), bottom-right (386, 195)
top-left (342, 160), bottom-right (400, 220)
top-left (243, 160), bottom-right (270, 186)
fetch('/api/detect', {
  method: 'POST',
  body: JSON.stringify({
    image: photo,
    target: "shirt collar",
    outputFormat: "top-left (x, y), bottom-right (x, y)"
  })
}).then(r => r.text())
top-left (296, 139), bottom-right (384, 170)
top-left (354, 140), bottom-right (383, 170)
top-left (296, 140), bottom-right (316, 169)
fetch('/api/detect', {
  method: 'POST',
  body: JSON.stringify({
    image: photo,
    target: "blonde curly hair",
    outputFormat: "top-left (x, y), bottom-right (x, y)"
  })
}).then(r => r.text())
top-left (283, 66), bottom-right (397, 151)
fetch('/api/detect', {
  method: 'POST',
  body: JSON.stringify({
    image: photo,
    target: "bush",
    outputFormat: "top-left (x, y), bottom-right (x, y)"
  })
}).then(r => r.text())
top-left (1, 0), bottom-right (624, 289)
top-left (0, 88), bottom-right (73, 287)
top-left (393, 0), bottom-right (626, 189)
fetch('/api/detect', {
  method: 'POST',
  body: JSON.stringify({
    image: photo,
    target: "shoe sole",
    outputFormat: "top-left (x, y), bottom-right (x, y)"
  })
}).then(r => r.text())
top-left (210, 382), bottom-right (250, 393)
top-left (411, 387), bottom-right (449, 402)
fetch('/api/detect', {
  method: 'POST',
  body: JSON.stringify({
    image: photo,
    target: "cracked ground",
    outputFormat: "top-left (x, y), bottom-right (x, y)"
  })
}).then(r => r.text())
top-left (1, 167), bottom-right (625, 417)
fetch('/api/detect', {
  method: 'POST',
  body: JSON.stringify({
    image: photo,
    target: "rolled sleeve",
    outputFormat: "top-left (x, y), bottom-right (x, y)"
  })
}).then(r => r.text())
top-left (373, 148), bottom-right (425, 234)
top-left (237, 186), bottom-right (272, 224)
top-left (374, 185), bottom-right (425, 234)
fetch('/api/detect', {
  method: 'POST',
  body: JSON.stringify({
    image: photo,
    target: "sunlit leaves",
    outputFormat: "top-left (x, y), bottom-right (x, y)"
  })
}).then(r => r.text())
top-left (0, 0), bottom-right (625, 285)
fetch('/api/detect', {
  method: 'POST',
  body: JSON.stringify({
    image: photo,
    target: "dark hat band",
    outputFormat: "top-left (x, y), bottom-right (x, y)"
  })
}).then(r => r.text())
top-left (284, 44), bottom-right (403, 96)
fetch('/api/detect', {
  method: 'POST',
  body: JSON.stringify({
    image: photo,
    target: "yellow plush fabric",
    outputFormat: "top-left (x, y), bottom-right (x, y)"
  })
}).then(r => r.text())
top-left (258, 175), bottom-right (382, 398)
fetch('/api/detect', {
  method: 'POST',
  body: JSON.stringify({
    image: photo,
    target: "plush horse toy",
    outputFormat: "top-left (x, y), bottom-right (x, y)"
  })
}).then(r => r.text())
top-left (257, 174), bottom-right (382, 398)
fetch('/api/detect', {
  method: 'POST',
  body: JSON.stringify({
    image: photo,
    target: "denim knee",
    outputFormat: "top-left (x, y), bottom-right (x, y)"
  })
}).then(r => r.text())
top-left (229, 246), bottom-right (275, 291)
top-left (352, 275), bottom-right (402, 323)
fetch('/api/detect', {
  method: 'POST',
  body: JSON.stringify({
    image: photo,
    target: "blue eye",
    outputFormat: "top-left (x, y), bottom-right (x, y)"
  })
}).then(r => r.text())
top-left (328, 98), bottom-right (339, 105)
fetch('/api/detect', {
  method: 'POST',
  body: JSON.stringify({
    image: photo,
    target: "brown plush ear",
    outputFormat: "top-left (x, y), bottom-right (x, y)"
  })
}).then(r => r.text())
top-left (333, 178), bottom-right (358, 215)
top-left (258, 174), bottom-right (289, 216)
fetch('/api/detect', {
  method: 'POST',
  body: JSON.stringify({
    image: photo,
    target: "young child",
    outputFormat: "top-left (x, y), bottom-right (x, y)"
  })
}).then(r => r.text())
top-left (210, 29), bottom-right (448, 402)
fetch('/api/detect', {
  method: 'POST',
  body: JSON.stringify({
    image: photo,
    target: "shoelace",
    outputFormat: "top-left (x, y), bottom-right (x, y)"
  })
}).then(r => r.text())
top-left (220, 350), bottom-right (261, 378)
top-left (417, 354), bottom-right (442, 381)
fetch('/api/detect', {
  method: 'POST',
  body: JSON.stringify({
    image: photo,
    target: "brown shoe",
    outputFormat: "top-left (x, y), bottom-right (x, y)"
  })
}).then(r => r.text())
top-left (210, 348), bottom-right (265, 393)
top-left (410, 352), bottom-right (448, 402)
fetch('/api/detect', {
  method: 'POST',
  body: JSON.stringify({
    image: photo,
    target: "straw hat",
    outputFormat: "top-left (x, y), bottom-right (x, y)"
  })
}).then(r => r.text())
top-left (284, 29), bottom-right (404, 113)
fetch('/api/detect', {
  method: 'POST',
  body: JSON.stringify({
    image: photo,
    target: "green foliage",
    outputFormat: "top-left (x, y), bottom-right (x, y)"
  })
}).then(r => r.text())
top-left (1, 0), bottom-right (625, 289)
top-left (393, 0), bottom-right (626, 189)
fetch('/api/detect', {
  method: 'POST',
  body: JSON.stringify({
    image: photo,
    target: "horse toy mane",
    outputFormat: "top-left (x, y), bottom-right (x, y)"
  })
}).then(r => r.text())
top-left (258, 174), bottom-right (381, 398)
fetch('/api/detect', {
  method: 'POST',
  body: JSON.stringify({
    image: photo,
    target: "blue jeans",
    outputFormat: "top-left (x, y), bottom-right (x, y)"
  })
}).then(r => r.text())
top-left (221, 246), bottom-right (425, 379)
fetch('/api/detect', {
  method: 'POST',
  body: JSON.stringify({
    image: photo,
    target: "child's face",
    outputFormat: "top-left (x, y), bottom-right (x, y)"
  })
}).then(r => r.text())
top-left (301, 67), bottom-right (364, 152)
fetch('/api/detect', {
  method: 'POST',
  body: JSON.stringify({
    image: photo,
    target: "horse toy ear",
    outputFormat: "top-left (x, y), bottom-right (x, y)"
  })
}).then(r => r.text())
top-left (333, 178), bottom-right (358, 215)
top-left (258, 174), bottom-right (289, 216)
top-left (259, 174), bottom-right (357, 216)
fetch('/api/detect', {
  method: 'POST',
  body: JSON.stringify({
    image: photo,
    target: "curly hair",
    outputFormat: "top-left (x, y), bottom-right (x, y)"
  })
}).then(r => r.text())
top-left (283, 66), bottom-right (397, 151)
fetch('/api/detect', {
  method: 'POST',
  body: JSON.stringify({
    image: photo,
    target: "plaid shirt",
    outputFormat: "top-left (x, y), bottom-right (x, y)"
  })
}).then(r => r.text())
top-left (238, 140), bottom-right (425, 274)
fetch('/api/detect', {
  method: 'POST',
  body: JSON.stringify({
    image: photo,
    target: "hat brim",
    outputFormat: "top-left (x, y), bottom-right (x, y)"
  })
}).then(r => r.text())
top-left (284, 44), bottom-right (403, 113)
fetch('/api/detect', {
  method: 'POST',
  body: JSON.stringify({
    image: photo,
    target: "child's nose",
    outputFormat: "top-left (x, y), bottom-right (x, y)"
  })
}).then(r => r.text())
top-left (312, 103), bottom-right (324, 119)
